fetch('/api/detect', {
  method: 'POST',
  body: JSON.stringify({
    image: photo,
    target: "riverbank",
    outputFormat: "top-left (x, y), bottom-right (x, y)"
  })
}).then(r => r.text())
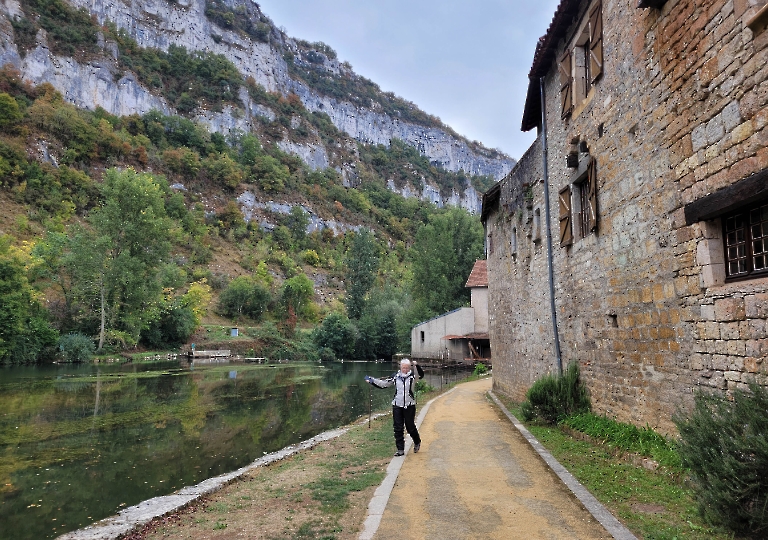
top-left (122, 413), bottom-right (396, 540)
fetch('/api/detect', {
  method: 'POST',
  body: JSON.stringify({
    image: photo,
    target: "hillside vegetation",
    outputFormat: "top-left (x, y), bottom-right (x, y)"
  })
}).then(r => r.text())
top-left (0, 51), bottom-right (486, 363)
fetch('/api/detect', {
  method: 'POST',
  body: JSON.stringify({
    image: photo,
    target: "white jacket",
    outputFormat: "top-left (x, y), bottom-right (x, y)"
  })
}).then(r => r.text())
top-left (369, 365), bottom-right (424, 408)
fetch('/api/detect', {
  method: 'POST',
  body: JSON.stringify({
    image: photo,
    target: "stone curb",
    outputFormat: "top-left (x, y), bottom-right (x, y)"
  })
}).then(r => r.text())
top-left (57, 413), bottom-right (390, 540)
top-left (488, 391), bottom-right (638, 540)
top-left (358, 387), bottom-right (458, 540)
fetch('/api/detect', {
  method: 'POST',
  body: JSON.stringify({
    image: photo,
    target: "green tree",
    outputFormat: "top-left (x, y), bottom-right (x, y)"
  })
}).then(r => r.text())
top-left (202, 152), bottom-right (244, 190)
top-left (0, 92), bottom-right (23, 129)
top-left (410, 207), bottom-right (484, 315)
top-left (285, 205), bottom-right (309, 247)
top-left (66, 168), bottom-right (172, 350)
top-left (344, 228), bottom-right (379, 319)
top-left (312, 311), bottom-right (358, 360)
top-left (217, 276), bottom-right (271, 320)
top-left (281, 273), bottom-right (315, 320)
top-left (0, 235), bottom-right (59, 363)
top-left (251, 154), bottom-right (289, 192)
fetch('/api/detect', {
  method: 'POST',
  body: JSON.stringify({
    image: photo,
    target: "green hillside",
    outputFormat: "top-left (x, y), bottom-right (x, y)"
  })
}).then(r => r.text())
top-left (0, 0), bottom-right (495, 364)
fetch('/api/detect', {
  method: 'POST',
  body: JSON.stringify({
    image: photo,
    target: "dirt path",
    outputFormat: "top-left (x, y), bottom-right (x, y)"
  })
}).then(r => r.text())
top-left (373, 378), bottom-right (613, 540)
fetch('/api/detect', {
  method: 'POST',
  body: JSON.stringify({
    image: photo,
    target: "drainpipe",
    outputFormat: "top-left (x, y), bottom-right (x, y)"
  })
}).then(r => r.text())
top-left (540, 76), bottom-right (563, 375)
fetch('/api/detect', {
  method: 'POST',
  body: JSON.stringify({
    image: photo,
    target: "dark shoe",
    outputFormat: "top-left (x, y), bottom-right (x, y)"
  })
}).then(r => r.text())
top-left (414, 443), bottom-right (420, 453)
top-left (394, 450), bottom-right (404, 457)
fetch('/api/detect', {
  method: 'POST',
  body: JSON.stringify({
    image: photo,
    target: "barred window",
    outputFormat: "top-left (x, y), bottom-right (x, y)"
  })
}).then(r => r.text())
top-left (723, 201), bottom-right (768, 280)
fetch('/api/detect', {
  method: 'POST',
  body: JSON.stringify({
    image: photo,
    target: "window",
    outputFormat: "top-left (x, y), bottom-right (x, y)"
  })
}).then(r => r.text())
top-left (560, 156), bottom-right (598, 247)
top-left (723, 201), bottom-right (768, 281)
top-left (559, 185), bottom-right (573, 246)
top-left (420, 331), bottom-right (425, 343)
top-left (578, 158), bottom-right (598, 238)
top-left (559, 1), bottom-right (603, 119)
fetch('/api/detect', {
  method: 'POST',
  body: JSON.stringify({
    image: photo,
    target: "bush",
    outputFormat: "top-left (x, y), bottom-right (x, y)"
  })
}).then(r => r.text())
top-left (301, 249), bottom-right (321, 266)
top-left (143, 303), bottom-right (197, 348)
top-left (415, 380), bottom-right (434, 394)
top-left (473, 362), bottom-right (488, 376)
top-left (520, 362), bottom-right (590, 424)
top-left (674, 382), bottom-right (768, 537)
top-left (58, 333), bottom-right (95, 363)
top-left (218, 276), bottom-right (271, 320)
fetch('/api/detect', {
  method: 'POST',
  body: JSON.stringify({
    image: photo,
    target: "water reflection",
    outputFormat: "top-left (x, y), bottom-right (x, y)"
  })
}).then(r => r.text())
top-left (0, 360), bottom-right (397, 540)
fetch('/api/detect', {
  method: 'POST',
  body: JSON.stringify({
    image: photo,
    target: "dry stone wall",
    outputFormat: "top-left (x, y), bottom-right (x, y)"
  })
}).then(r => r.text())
top-left (486, 0), bottom-right (768, 434)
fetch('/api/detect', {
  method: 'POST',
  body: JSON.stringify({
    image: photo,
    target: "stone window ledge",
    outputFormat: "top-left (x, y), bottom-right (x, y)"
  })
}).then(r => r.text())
top-left (702, 274), bottom-right (768, 297)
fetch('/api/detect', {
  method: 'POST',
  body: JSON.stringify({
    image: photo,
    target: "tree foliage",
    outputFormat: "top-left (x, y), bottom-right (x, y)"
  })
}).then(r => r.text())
top-left (0, 235), bottom-right (59, 363)
top-left (218, 276), bottom-right (272, 321)
top-left (66, 169), bottom-right (173, 349)
top-left (312, 311), bottom-right (358, 360)
top-left (675, 383), bottom-right (768, 538)
top-left (410, 207), bottom-right (484, 315)
top-left (344, 228), bottom-right (379, 320)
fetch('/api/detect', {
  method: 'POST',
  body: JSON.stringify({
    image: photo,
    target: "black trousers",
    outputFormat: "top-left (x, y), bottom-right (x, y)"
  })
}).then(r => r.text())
top-left (393, 405), bottom-right (420, 451)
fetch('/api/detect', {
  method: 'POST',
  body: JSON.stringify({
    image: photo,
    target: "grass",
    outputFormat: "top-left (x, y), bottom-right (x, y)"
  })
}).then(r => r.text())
top-left (563, 412), bottom-right (681, 468)
top-left (499, 397), bottom-right (737, 540)
top-left (134, 410), bottom-right (398, 540)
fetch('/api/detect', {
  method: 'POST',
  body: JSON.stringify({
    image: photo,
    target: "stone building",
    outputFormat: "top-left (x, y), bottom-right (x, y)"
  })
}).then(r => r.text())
top-left (482, 0), bottom-right (768, 433)
top-left (411, 260), bottom-right (491, 363)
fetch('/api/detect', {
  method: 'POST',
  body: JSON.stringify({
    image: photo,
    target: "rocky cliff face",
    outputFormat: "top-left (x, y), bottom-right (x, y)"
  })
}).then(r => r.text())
top-left (0, 0), bottom-right (514, 211)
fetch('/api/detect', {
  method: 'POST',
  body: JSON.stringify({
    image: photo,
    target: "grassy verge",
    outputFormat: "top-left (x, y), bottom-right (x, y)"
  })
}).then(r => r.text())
top-left (129, 414), bottom-right (395, 540)
top-left (497, 396), bottom-right (737, 540)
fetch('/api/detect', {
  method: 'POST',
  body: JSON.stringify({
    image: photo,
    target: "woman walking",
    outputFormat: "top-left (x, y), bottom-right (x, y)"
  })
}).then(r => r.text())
top-left (365, 358), bottom-right (424, 456)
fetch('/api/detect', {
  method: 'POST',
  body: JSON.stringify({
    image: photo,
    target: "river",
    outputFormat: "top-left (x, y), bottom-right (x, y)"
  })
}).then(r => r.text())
top-left (0, 359), bottom-right (433, 540)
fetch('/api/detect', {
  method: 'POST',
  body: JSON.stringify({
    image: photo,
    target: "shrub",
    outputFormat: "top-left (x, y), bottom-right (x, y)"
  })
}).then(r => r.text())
top-left (674, 382), bottom-right (768, 537)
top-left (58, 333), bottom-right (95, 363)
top-left (301, 249), bottom-right (321, 266)
top-left (143, 303), bottom-right (197, 348)
top-left (520, 362), bottom-right (590, 424)
top-left (218, 276), bottom-right (271, 320)
top-left (415, 380), bottom-right (434, 394)
top-left (473, 362), bottom-right (488, 376)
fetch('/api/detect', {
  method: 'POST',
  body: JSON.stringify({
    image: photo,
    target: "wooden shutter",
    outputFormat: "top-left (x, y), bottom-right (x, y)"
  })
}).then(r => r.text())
top-left (559, 185), bottom-right (573, 246)
top-left (558, 50), bottom-right (573, 119)
top-left (586, 157), bottom-right (598, 232)
top-left (588, 1), bottom-right (603, 84)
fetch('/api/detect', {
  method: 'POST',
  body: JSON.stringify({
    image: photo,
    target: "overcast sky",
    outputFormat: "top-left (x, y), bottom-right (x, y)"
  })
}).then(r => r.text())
top-left (256, 0), bottom-right (562, 161)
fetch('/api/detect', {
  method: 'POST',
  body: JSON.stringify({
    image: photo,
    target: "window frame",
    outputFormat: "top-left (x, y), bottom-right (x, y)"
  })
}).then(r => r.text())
top-left (559, 0), bottom-right (603, 120)
top-left (722, 200), bottom-right (768, 282)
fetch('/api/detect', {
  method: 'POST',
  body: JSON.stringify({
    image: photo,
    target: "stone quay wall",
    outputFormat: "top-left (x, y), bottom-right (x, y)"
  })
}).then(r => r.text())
top-left (485, 0), bottom-right (768, 434)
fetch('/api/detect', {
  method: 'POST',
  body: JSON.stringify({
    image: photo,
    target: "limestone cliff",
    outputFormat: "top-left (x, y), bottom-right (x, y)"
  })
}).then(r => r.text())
top-left (0, 0), bottom-right (514, 211)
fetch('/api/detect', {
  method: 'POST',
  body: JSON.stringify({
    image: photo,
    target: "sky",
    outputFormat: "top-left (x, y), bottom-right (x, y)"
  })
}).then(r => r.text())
top-left (255, 0), bottom-right (562, 161)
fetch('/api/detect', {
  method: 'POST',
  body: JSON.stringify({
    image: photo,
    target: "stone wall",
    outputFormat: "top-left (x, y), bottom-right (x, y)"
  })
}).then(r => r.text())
top-left (485, 0), bottom-right (768, 434)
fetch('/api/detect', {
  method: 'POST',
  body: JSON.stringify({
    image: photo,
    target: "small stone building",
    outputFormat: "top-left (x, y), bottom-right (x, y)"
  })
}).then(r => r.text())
top-left (482, 0), bottom-right (768, 433)
top-left (411, 260), bottom-right (491, 363)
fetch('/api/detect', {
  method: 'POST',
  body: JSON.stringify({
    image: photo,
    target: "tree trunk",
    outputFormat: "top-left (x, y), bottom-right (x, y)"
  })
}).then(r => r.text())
top-left (98, 277), bottom-right (106, 351)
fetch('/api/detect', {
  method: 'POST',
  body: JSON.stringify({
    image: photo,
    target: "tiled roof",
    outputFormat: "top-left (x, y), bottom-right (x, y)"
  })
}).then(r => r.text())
top-left (521, 0), bottom-right (583, 131)
top-left (465, 260), bottom-right (488, 288)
